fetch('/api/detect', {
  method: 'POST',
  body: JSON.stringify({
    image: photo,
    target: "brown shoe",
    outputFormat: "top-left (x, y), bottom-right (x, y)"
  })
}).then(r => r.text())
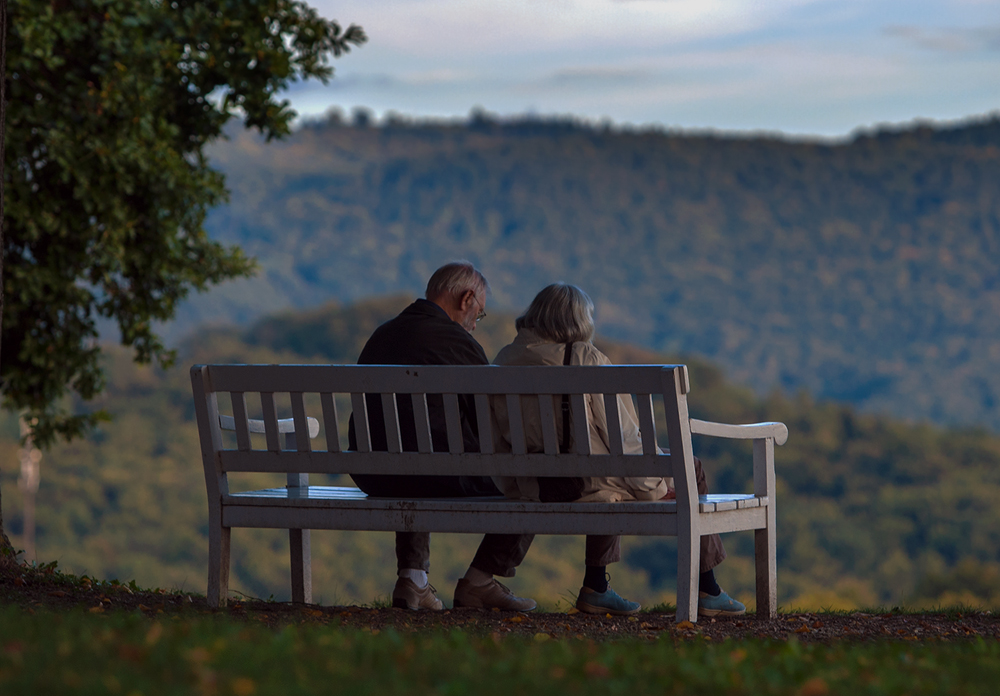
top-left (392, 578), bottom-right (444, 611)
top-left (453, 578), bottom-right (537, 611)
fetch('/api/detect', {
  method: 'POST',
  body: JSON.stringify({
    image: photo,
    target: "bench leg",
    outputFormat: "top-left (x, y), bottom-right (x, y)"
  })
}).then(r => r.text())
top-left (290, 529), bottom-right (312, 604)
top-left (208, 524), bottom-right (231, 608)
top-left (755, 525), bottom-right (777, 618)
top-left (676, 528), bottom-right (700, 623)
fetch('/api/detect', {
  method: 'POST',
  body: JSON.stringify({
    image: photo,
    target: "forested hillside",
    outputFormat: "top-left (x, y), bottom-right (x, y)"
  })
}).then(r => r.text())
top-left (177, 113), bottom-right (1000, 431)
top-left (4, 298), bottom-right (999, 610)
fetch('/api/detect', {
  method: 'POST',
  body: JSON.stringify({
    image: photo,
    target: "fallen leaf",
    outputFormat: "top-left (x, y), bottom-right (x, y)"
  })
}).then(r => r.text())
top-left (794, 625), bottom-right (810, 634)
top-left (146, 623), bottom-right (164, 646)
top-left (232, 677), bottom-right (256, 696)
top-left (89, 606), bottom-right (105, 614)
top-left (675, 621), bottom-right (695, 630)
top-left (797, 677), bottom-right (829, 696)
top-left (566, 608), bottom-right (580, 615)
top-left (48, 590), bottom-right (69, 598)
top-left (533, 633), bottom-right (551, 642)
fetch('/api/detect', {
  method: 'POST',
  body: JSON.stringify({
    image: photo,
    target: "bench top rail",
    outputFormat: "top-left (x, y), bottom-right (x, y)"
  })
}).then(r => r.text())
top-left (200, 363), bottom-right (689, 396)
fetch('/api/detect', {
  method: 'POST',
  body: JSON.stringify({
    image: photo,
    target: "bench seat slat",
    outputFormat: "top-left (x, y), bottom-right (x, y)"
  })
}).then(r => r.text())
top-left (223, 504), bottom-right (687, 536)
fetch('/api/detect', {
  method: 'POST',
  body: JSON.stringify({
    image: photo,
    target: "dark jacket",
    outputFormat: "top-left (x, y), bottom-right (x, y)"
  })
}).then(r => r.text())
top-left (348, 299), bottom-right (494, 497)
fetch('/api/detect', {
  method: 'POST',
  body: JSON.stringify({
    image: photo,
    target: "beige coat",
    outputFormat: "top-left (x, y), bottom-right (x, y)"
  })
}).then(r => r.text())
top-left (490, 328), bottom-right (670, 502)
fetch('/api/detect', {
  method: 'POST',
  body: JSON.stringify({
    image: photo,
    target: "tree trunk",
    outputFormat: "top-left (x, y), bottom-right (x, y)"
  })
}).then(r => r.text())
top-left (0, 0), bottom-right (13, 566)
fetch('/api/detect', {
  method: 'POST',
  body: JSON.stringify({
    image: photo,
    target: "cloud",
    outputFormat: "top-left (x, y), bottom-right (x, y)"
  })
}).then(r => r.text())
top-left (884, 25), bottom-right (1000, 52)
top-left (545, 66), bottom-right (651, 87)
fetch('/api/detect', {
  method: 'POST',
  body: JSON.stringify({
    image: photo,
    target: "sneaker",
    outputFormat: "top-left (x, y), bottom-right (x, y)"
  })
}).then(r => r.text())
top-left (698, 589), bottom-right (746, 617)
top-left (576, 585), bottom-right (641, 615)
top-left (453, 578), bottom-right (537, 611)
top-left (392, 577), bottom-right (444, 611)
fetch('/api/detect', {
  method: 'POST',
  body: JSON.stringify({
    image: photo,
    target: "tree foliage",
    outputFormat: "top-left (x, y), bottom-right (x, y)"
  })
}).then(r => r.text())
top-left (1, 0), bottom-right (365, 447)
top-left (197, 114), bottom-right (1000, 432)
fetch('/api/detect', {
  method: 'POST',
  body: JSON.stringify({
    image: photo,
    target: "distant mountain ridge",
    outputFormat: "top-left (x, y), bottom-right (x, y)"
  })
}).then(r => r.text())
top-left (173, 113), bottom-right (1000, 430)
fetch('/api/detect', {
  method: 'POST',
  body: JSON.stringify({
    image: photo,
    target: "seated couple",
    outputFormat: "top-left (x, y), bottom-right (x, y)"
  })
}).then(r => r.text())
top-left (348, 261), bottom-right (745, 617)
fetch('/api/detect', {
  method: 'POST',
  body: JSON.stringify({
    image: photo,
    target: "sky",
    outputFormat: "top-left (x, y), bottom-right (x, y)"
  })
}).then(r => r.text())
top-left (288, 0), bottom-right (1000, 138)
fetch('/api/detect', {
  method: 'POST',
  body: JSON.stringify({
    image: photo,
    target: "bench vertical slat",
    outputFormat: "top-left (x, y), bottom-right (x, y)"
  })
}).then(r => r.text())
top-left (381, 394), bottom-right (403, 453)
top-left (603, 393), bottom-right (625, 456)
top-left (636, 394), bottom-right (658, 455)
top-left (352, 393), bottom-right (372, 452)
top-left (290, 393), bottom-right (312, 454)
top-left (506, 394), bottom-right (527, 455)
top-left (412, 394), bottom-right (434, 453)
top-left (231, 391), bottom-right (253, 452)
top-left (443, 394), bottom-right (464, 453)
top-left (538, 395), bottom-right (559, 455)
top-left (320, 393), bottom-right (341, 452)
top-left (474, 394), bottom-right (494, 454)
top-left (569, 394), bottom-right (591, 455)
top-left (260, 392), bottom-right (281, 452)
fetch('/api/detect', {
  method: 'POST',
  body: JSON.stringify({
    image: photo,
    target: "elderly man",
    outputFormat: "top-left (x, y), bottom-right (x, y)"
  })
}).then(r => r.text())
top-left (348, 261), bottom-right (536, 612)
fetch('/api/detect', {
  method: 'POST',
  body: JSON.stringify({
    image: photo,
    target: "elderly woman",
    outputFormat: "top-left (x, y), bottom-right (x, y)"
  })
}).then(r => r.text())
top-left (491, 283), bottom-right (745, 617)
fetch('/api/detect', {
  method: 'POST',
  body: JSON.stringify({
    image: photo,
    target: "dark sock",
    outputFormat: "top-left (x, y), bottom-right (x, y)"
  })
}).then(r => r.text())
top-left (583, 566), bottom-right (609, 593)
top-left (699, 569), bottom-right (721, 596)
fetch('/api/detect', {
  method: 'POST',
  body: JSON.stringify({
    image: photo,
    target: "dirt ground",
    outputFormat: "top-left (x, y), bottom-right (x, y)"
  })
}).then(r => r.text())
top-left (3, 562), bottom-right (997, 643)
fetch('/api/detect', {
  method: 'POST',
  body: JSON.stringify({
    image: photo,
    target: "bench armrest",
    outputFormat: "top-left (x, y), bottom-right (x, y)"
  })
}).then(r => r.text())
top-left (219, 414), bottom-right (321, 439)
top-left (690, 418), bottom-right (788, 446)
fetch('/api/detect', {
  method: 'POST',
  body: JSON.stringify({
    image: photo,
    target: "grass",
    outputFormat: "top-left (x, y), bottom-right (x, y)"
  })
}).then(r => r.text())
top-left (1, 606), bottom-right (999, 696)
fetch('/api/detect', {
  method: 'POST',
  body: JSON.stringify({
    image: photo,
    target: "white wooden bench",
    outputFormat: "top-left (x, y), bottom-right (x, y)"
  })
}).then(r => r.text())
top-left (190, 363), bottom-right (787, 622)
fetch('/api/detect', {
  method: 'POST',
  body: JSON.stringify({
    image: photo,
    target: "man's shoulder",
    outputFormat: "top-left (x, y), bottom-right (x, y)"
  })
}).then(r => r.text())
top-left (359, 300), bottom-right (487, 365)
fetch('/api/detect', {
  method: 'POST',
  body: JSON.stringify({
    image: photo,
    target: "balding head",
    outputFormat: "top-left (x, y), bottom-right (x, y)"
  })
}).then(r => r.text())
top-left (425, 261), bottom-right (489, 332)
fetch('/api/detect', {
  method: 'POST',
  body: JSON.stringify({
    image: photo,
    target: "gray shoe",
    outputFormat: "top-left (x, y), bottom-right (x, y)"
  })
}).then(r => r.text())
top-left (698, 589), bottom-right (746, 617)
top-left (576, 585), bottom-right (641, 615)
top-left (392, 577), bottom-right (444, 611)
top-left (453, 578), bottom-right (537, 611)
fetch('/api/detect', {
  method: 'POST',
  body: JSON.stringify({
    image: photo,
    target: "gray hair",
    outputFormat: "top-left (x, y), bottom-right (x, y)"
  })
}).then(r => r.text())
top-left (425, 261), bottom-right (489, 301)
top-left (515, 283), bottom-right (595, 344)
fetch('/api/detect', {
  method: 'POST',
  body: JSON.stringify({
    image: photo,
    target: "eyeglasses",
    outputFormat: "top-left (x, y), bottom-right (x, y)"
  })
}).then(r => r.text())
top-left (472, 294), bottom-right (487, 323)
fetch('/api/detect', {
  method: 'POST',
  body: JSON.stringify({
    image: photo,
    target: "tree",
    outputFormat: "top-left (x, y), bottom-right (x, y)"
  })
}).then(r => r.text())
top-left (0, 0), bottom-right (364, 557)
top-left (1, 0), bottom-right (10, 564)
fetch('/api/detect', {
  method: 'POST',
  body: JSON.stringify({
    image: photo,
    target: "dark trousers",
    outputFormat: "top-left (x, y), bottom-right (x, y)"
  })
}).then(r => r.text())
top-left (584, 456), bottom-right (727, 572)
top-left (351, 473), bottom-right (535, 577)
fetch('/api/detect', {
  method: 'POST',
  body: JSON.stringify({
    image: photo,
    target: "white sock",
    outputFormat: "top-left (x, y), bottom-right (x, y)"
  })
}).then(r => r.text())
top-left (398, 568), bottom-right (428, 588)
top-left (463, 566), bottom-right (493, 587)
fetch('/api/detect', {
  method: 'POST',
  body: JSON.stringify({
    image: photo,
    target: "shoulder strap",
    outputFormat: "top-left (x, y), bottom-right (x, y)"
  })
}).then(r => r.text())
top-left (561, 343), bottom-right (572, 453)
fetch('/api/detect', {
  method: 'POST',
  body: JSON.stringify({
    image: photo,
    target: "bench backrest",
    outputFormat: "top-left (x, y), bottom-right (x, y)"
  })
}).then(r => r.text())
top-left (190, 363), bottom-right (698, 500)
